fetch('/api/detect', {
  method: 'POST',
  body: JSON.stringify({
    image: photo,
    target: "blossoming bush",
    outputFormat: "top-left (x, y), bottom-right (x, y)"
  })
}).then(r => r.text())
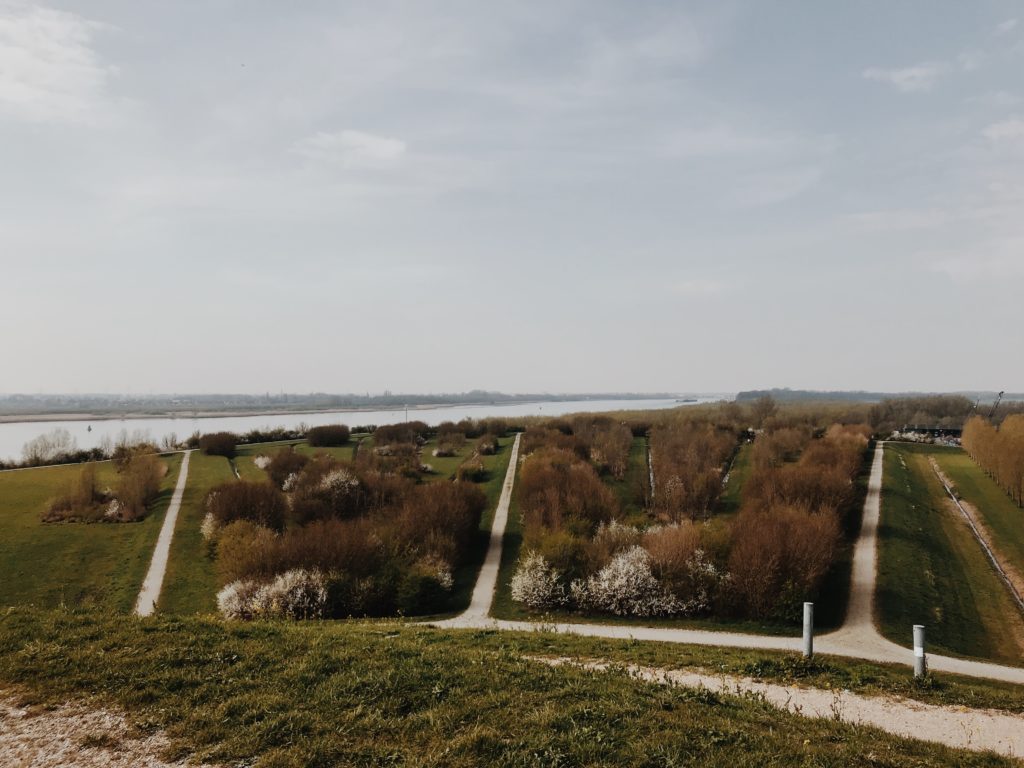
top-left (253, 455), bottom-right (271, 470)
top-left (511, 551), bottom-right (566, 609)
top-left (217, 569), bottom-right (327, 620)
top-left (570, 546), bottom-right (681, 617)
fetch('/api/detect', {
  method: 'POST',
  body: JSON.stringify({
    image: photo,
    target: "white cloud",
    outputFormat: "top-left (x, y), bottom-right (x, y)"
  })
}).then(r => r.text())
top-left (982, 117), bottom-right (1024, 142)
top-left (290, 129), bottom-right (407, 168)
top-left (846, 209), bottom-right (945, 231)
top-left (862, 62), bottom-right (947, 92)
top-left (995, 18), bottom-right (1019, 36)
top-left (0, 2), bottom-right (112, 122)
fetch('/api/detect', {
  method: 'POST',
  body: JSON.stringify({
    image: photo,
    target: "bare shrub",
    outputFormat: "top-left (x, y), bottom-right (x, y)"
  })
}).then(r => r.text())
top-left (307, 425), bottom-right (351, 447)
top-left (205, 481), bottom-right (287, 531)
top-left (199, 432), bottom-right (238, 458)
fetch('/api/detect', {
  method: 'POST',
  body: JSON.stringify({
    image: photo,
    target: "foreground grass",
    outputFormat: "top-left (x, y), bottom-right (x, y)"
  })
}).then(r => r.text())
top-left (0, 607), bottom-right (1018, 767)
top-left (931, 448), bottom-right (1024, 584)
top-left (877, 443), bottom-right (1024, 664)
top-left (159, 452), bottom-right (235, 614)
top-left (0, 455), bottom-right (182, 612)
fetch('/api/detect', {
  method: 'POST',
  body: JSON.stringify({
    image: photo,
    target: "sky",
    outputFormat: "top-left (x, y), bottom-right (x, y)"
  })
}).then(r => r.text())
top-left (1, 1), bottom-right (1022, 395)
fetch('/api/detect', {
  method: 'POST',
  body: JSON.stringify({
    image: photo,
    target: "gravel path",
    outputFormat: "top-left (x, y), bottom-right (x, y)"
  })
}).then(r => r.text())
top-left (430, 441), bottom-right (1024, 684)
top-left (134, 450), bottom-right (192, 617)
top-left (0, 690), bottom-right (215, 767)
top-left (533, 657), bottom-right (1024, 761)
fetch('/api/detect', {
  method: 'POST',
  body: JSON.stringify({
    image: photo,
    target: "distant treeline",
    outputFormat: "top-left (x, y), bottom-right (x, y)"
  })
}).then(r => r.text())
top-left (0, 391), bottom-right (680, 416)
top-left (736, 388), bottom-right (1020, 405)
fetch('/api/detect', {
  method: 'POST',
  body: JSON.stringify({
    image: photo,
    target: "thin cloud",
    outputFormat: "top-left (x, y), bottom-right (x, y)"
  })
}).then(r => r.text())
top-left (995, 18), bottom-right (1019, 36)
top-left (862, 62), bottom-right (947, 92)
top-left (291, 130), bottom-right (407, 168)
top-left (982, 117), bottom-right (1024, 142)
top-left (0, 2), bottom-right (113, 123)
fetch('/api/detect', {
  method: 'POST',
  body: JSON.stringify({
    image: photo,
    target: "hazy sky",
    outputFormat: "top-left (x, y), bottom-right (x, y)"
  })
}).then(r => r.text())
top-left (2, 1), bottom-right (1022, 395)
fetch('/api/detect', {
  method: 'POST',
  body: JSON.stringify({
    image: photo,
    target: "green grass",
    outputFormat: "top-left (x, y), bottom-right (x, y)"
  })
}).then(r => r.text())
top-left (604, 436), bottom-right (649, 521)
top-left (717, 441), bottom-right (753, 517)
top-left (931, 448), bottom-right (1024, 583)
top-left (158, 452), bottom-right (235, 614)
top-left (0, 607), bottom-right (1019, 767)
top-left (0, 455), bottom-right (182, 612)
top-left (877, 443), bottom-right (1024, 664)
top-left (419, 436), bottom-right (479, 482)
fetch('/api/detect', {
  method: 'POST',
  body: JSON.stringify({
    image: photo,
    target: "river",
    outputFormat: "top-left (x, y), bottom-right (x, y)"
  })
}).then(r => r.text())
top-left (0, 397), bottom-right (726, 462)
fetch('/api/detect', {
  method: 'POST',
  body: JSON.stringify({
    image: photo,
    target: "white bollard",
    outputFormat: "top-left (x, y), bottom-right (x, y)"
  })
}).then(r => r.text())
top-left (913, 624), bottom-right (927, 678)
top-left (802, 602), bottom-right (814, 658)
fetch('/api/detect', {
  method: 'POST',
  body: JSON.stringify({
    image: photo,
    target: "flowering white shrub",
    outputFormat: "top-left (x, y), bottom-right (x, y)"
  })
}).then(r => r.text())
top-left (571, 546), bottom-right (681, 617)
top-left (419, 463), bottom-right (434, 473)
top-left (319, 468), bottom-right (358, 493)
top-left (200, 512), bottom-right (220, 541)
top-left (253, 455), bottom-right (271, 470)
top-left (511, 551), bottom-right (566, 609)
top-left (104, 499), bottom-right (122, 520)
top-left (217, 579), bottom-right (262, 620)
top-left (675, 548), bottom-right (726, 615)
top-left (218, 569), bottom-right (328, 620)
top-left (282, 472), bottom-right (300, 492)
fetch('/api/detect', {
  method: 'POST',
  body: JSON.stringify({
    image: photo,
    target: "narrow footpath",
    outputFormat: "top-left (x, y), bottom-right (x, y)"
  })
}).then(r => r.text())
top-left (134, 450), bottom-right (192, 617)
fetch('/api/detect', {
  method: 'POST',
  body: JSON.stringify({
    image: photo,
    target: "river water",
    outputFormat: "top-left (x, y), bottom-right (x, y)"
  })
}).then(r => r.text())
top-left (0, 397), bottom-right (725, 462)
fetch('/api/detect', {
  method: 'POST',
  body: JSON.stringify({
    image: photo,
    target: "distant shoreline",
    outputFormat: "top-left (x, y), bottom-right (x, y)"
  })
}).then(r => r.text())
top-left (0, 397), bottom-right (689, 426)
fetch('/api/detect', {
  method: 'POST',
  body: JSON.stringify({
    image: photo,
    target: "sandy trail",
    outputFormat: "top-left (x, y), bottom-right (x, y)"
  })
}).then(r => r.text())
top-left (0, 690), bottom-right (214, 768)
top-left (533, 657), bottom-right (1024, 761)
top-left (134, 450), bottom-right (192, 617)
top-left (444, 433), bottom-right (520, 625)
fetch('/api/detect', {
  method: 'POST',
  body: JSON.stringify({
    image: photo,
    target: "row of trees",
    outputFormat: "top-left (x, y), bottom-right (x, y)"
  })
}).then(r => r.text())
top-left (650, 421), bottom-right (736, 521)
top-left (962, 415), bottom-right (1024, 506)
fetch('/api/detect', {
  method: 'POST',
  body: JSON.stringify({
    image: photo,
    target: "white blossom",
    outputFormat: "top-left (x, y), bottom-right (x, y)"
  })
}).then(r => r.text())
top-left (253, 455), bottom-right (271, 470)
top-left (511, 551), bottom-right (566, 609)
top-left (571, 546), bottom-right (681, 617)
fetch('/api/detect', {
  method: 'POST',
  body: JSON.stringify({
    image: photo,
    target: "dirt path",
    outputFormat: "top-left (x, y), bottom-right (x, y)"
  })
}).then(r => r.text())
top-left (134, 450), bottom-right (192, 617)
top-left (428, 441), bottom-right (1024, 684)
top-left (441, 433), bottom-right (521, 625)
top-left (0, 690), bottom-right (215, 767)
top-left (533, 657), bottom-right (1024, 761)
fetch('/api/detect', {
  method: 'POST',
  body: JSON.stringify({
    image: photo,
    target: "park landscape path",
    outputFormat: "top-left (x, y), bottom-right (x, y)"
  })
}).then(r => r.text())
top-left (134, 450), bottom-right (192, 617)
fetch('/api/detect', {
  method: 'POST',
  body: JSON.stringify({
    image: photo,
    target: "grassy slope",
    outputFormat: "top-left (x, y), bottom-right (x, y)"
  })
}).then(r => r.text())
top-left (877, 443), bottom-right (1024, 664)
top-left (932, 448), bottom-right (1024, 581)
top-left (0, 608), bottom-right (1018, 768)
top-left (0, 455), bottom-right (181, 612)
top-left (159, 452), bottom-right (235, 614)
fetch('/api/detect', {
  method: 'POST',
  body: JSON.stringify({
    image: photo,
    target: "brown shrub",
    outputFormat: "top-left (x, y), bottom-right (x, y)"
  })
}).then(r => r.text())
top-left (206, 480), bottom-right (287, 531)
top-left (307, 424), bottom-right (351, 447)
top-left (199, 432), bottom-right (237, 459)
top-left (113, 454), bottom-right (165, 520)
top-left (266, 447), bottom-right (309, 488)
top-left (519, 448), bottom-right (618, 536)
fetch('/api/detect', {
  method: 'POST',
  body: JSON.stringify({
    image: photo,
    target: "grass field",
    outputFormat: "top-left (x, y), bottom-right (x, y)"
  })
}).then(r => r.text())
top-left (931, 448), bottom-right (1024, 584)
top-left (158, 451), bottom-right (235, 614)
top-left (877, 443), bottom-right (1024, 664)
top-left (0, 455), bottom-right (182, 612)
top-left (1, 607), bottom-right (1019, 767)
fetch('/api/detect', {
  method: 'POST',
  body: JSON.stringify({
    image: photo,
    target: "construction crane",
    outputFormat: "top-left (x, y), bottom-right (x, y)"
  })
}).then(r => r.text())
top-left (989, 391), bottom-right (1005, 420)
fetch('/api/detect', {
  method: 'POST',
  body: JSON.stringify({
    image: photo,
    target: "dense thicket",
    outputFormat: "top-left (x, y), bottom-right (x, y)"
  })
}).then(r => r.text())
top-left (963, 415), bottom-right (1024, 506)
top-left (199, 432), bottom-right (238, 459)
top-left (650, 422), bottom-right (736, 520)
top-left (307, 424), bottom-right (350, 447)
top-left (869, 395), bottom-right (975, 432)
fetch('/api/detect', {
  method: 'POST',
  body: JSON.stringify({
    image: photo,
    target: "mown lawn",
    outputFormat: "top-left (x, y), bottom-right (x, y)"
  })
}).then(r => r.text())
top-left (931, 448), bottom-right (1024, 583)
top-left (877, 443), bottom-right (1024, 664)
top-left (0, 455), bottom-right (182, 612)
top-left (158, 451), bottom-right (235, 614)
top-left (0, 607), bottom-right (1019, 767)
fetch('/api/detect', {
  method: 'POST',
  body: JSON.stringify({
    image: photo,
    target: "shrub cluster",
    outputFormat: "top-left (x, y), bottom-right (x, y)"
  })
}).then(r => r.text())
top-left (207, 452), bottom-right (487, 619)
top-left (650, 421), bottom-right (736, 521)
top-left (307, 424), bottom-right (351, 447)
top-left (199, 432), bottom-right (238, 459)
top-left (44, 453), bottom-right (165, 523)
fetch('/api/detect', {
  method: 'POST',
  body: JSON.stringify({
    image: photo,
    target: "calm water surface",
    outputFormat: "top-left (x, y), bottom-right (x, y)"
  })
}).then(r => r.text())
top-left (0, 397), bottom-right (726, 462)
